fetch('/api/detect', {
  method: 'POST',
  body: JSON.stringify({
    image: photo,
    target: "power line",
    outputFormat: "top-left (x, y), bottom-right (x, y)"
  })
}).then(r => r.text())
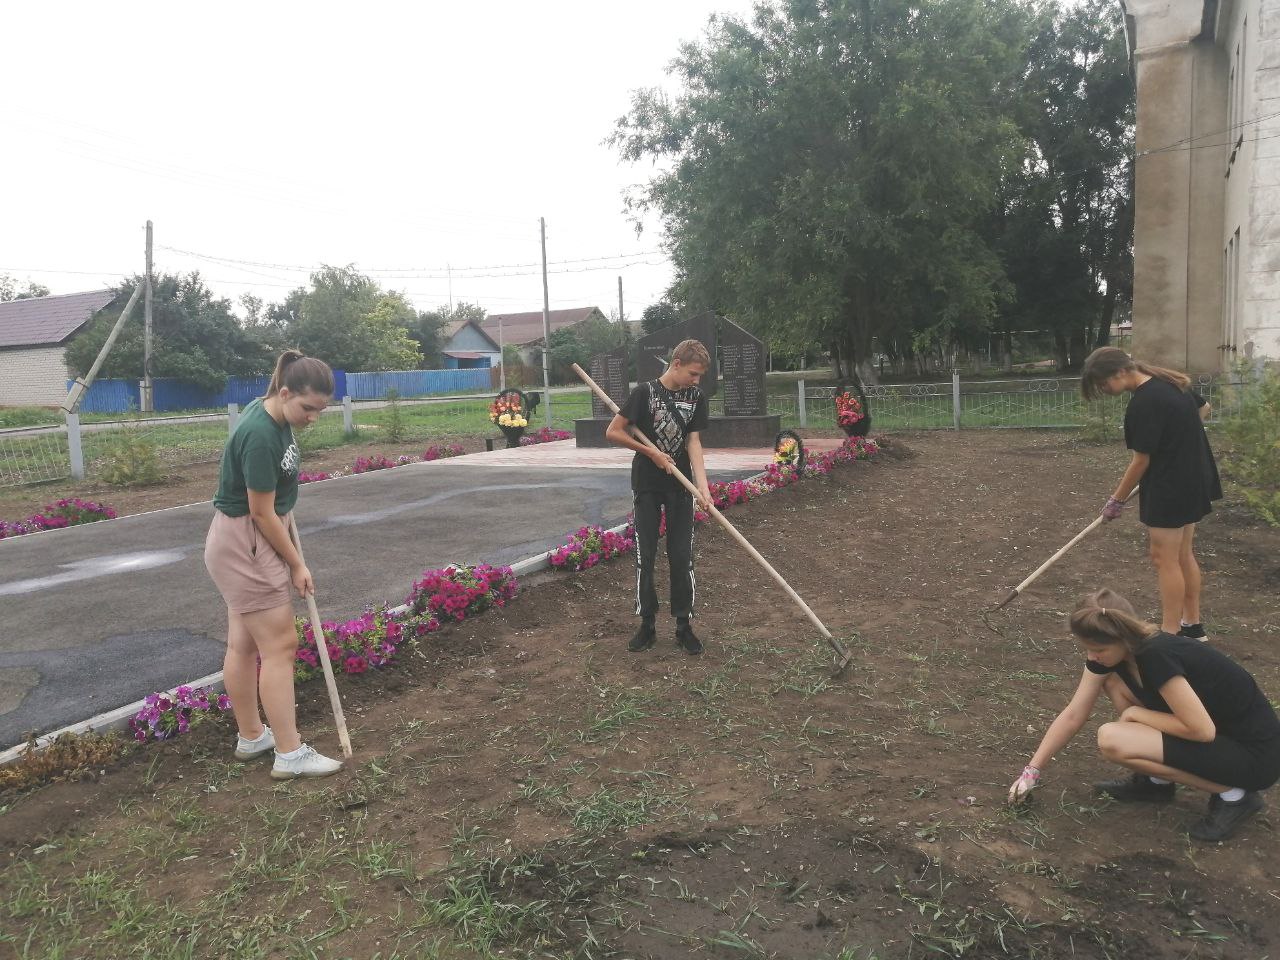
top-left (1135, 108), bottom-right (1280, 157)
top-left (156, 243), bottom-right (666, 276)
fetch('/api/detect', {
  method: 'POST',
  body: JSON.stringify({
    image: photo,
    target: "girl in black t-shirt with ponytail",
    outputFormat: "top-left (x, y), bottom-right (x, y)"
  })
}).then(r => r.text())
top-left (1080, 348), bottom-right (1222, 640)
top-left (1008, 589), bottom-right (1280, 842)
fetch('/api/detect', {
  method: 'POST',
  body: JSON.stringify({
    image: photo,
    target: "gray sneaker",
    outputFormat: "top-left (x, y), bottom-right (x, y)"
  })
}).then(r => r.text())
top-left (234, 726), bottom-right (276, 760)
top-left (271, 744), bottom-right (343, 780)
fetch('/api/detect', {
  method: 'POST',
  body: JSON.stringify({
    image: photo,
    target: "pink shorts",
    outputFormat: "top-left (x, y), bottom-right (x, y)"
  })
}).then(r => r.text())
top-left (204, 510), bottom-right (293, 614)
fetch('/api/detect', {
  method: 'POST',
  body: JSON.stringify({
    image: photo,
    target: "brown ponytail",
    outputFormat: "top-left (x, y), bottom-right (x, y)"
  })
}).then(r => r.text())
top-left (1080, 347), bottom-right (1190, 401)
top-left (266, 349), bottom-right (334, 399)
top-left (1069, 588), bottom-right (1158, 655)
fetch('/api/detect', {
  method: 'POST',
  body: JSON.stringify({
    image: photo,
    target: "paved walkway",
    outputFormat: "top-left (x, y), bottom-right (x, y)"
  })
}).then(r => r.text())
top-left (0, 439), bottom-right (805, 749)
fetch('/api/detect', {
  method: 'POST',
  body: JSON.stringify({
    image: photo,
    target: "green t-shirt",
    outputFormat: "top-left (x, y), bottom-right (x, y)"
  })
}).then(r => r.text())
top-left (213, 398), bottom-right (300, 517)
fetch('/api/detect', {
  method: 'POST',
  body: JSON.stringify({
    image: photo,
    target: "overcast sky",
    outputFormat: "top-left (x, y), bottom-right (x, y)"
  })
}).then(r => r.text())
top-left (1, 0), bottom-right (760, 321)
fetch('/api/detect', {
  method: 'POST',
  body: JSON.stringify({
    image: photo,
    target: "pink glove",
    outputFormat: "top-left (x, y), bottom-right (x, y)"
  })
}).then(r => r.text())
top-left (1008, 764), bottom-right (1041, 804)
top-left (1101, 496), bottom-right (1125, 521)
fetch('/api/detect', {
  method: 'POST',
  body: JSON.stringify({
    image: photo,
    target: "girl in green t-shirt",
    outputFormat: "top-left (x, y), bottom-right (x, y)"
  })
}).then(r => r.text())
top-left (204, 349), bottom-right (343, 779)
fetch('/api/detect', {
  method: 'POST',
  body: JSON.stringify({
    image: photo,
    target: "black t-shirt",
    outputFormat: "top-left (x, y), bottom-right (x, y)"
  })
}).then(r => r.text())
top-left (618, 380), bottom-right (710, 492)
top-left (1086, 632), bottom-right (1280, 743)
top-left (1123, 377), bottom-right (1222, 527)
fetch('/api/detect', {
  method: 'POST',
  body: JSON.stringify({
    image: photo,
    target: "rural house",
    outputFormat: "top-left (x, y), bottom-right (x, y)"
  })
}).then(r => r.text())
top-left (0, 289), bottom-right (116, 406)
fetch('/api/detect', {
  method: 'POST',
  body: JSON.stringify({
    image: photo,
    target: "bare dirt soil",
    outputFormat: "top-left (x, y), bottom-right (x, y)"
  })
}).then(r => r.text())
top-left (2, 430), bottom-right (1278, 959)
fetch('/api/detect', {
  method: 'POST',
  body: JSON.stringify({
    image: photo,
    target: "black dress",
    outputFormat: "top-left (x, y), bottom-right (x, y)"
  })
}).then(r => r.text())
top-left (1123, 378), bottom-right (1222, 528)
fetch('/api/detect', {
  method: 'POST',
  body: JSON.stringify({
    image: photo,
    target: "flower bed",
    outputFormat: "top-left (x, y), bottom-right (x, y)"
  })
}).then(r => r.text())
top-left (520, 427), bottom-right (573, 446)
top-left (129, 685), bottom-right (232, 743)
top-left (549, 525), bottom-right (636, 572)
top-left (0, 498), bottom-right (118, 540)
top-left (296, 608), bottom-right (409, 682)
top-left (302, 445), bottom-right (466, 483)
top-left (407, 563), bottom-right (519, 623)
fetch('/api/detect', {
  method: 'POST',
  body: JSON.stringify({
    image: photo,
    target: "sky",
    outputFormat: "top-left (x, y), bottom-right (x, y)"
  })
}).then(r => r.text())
top-left (1, 0), bottom-right (760, 322)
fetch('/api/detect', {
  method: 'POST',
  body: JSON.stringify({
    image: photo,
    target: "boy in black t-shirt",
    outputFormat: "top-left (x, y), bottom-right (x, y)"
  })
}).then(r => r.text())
top-left (606, 339), bottom-right (713, 655)
top-left (1008, 589), bottom-right (1280, 843)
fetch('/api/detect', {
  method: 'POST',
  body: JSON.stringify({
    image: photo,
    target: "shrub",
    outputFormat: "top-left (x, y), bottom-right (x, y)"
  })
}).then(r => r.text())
top-left (1222, 366), bottom-right (1280, 524)
top-left (384, 387), bottom-right (406, 442)
top-left (99, 432), bottom-right (164, 485)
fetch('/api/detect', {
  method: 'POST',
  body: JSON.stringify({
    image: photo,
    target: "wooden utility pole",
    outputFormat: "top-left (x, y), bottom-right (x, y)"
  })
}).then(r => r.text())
top-left (539, 216), bottom-right (552, 427)
top-left (142, 220), bottom-right (154, 413)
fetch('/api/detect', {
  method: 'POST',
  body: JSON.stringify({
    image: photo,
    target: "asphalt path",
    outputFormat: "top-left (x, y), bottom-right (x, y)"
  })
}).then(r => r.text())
top-left (0, 455), bottom-right (752, 749)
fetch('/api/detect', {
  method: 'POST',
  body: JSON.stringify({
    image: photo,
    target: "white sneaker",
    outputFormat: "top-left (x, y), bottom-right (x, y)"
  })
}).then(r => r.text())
top-left (270, 744), bottom-right (343, 780)
top-left (234, 726), bottom-right (275, 760)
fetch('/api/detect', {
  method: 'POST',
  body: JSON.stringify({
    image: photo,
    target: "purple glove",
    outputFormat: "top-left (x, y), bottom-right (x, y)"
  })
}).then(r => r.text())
top-left (1102, 496), bottom-right (1125, 521)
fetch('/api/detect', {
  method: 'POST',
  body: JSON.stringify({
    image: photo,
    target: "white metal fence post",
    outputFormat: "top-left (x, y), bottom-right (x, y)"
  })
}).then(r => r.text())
top-left (343, 396), bottom-right (353, 434)
top-left (66, 412), bottom-right (85, 480)
top-left (227, 402), bottom-right (239, 435)
top-left (952, 372), bottom-right (961, 430)
top-left (797, 379), bottom-right (807, 428)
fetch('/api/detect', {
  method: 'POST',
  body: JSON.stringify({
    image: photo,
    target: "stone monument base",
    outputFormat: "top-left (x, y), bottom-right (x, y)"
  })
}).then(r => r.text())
top-left (574, 415), bottom-right (781, 449)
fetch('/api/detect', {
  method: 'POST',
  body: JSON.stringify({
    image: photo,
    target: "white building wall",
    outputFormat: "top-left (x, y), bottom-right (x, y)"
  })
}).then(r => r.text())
top-left (1243, 0), bottom-right (1280, 361)
top-left (0, 346), bottom-right (71, 406)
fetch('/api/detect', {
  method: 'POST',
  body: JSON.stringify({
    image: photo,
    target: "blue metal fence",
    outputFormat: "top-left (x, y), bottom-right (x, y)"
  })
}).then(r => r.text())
top-left (70, 378), bottom-right (139, 414)
top-left (69, 376), bottom-right (277, 413)
top-left (344, 368), bottom-right (492, 399)
top-left (69, 367), bottom-right (485, 412)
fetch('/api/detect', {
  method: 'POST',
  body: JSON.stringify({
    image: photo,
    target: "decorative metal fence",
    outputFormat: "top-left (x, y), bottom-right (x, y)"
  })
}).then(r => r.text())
top-left (782, 374), bottom-right (1236, 431)
top-left (0, 374), bottom-right (1244, 489)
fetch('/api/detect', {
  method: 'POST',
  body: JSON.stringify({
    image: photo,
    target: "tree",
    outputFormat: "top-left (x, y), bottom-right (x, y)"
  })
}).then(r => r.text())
top-left (641, 300), bottom-right (681, 335)
top-left (0, 275), bottom-right (50, 301)
top-left (613, 0), bottom-right (1033, 382)
top-left (995, 0), bottom-right (1133, 372)
top-left (545, 315), bottom-right (630, 382)
top-left (65, 273), bottom-right (275, 389)
top-left (282, 265), bottom-right (423, 371)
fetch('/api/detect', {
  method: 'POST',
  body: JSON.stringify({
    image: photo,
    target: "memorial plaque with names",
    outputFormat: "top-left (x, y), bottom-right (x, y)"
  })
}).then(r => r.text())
top-left (635, 312), bottom-right (718, 394)
top-left (589, 349), bottom-right (631, 418)
top-left (718, 318), bottom-right (766, 416)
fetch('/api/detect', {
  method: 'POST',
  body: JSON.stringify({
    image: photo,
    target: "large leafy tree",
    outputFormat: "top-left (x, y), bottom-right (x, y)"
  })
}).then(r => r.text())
top-left (65, 273), bottom-right (275, 390)
top-left (614, 0), bottom-right (1033, 382)
top-left (995, 0), bottom-right (1133, 372)
top-left (283, 265), bottom-right (422, 371)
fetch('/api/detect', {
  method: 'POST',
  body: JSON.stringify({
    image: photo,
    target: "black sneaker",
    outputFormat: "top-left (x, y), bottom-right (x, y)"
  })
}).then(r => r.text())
top-left (1178, 622), bottom-right (1209, 642)
top-left (628, 622), bottom-right (657, 652)
top-left (1093, 773), bottom-right (1177, 802)
top-left (1188, 791), bottom-right (1264, 842)
top-left (675, 622), bottom-right (703, 656)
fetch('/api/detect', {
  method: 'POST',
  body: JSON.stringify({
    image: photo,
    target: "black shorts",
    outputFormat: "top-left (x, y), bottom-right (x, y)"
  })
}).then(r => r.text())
top-left (1162, 732), bottom-right (1280, 791)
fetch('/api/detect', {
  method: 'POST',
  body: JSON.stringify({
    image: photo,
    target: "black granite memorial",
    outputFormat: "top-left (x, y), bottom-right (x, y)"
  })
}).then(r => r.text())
top-left (589, 349), bottom-right (630, 419)
top-left (635, 312), bottom-right (719, 388)
top-left (575, 313), bottom-right (779, 448)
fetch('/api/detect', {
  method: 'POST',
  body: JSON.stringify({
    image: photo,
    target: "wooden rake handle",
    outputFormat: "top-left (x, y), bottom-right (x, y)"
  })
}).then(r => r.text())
top-left (992, 485), bottom-right (1141, 611)
top-left (571, 363), bottom-right (851, 669)
top-left (288, 512), bottom-right (354, 759)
